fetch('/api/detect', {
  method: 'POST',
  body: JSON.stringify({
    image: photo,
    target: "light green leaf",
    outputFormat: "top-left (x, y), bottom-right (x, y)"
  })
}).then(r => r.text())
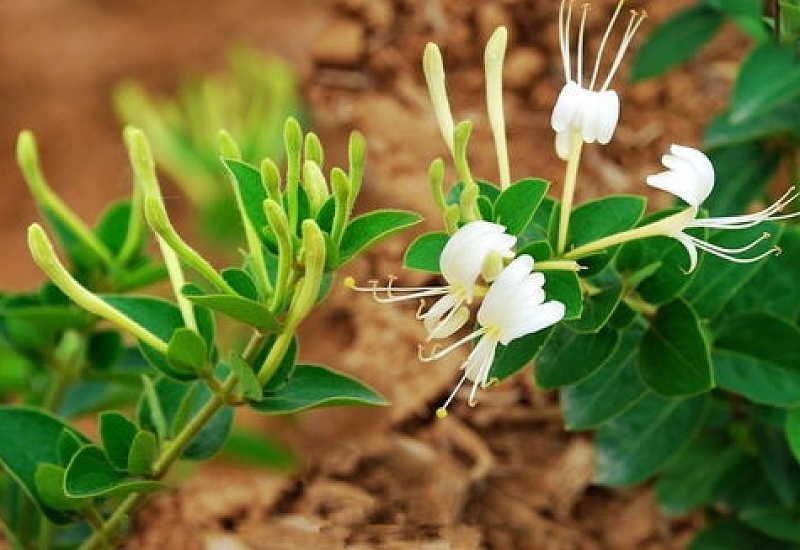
top-left (252, 364), bottom-right (386, 414)
top-left (339, 210), bottom-right (422, 266)
top-left (730, 42), bottom-right (800, 124)
top-left (403, 232), bottom-right (448, 273)
top-left (594, 393), bottom-right (708, 486)
top-left (639, 299), bottom-right (713, 397)
top-left (127, 430), bottom-right (158, 477)
top-left (230, 351), bottom-right (263, 401)
top-left (182, 286), bottom-right (280, 331)
top-left (221, 267), bottom-right (260, 301)
top-left (34, 464), bottom-right (88, 512)
top-left (167, 328), bottom-right (208, 376)
top-left (493, 178), bottom-right (549, 236)
top-left (223, 159), bottom-right (269, 238)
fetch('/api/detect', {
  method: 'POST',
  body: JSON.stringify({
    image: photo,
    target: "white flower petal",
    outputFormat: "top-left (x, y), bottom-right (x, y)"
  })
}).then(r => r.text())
top-left (595, 91), bottom-right (620, 144)
top-left (646, 144), bottom-right (714, 207)
top-left (555, 130), bottom-right (572, 160)
top-left (500, 301), bottom-right (566, 344)
top-left (551, 82), bottom-right (582, 133)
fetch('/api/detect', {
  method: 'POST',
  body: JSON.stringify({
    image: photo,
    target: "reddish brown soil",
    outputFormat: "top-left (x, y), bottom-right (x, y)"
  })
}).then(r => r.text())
top-left (1, 0), bottom-right (749, 548)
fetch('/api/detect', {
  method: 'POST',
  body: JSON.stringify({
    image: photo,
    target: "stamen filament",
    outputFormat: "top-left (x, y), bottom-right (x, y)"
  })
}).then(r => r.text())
top-left (601, 10), bottom-right (647, 91)
top-left (689, 235), bottom-right (779, 264)
top-left (590, 0), bottom-right (625, 89)
top-left (418, 328), bottom-right (486, 362)
top-left (577, 4), bottom-right (590, 88)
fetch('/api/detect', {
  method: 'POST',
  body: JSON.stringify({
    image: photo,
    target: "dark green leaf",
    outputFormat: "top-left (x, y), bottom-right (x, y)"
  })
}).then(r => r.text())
top-left (262, 336), bottom-right (298, 391)
top-left (754, 422), bottom-right (800, 507)
top-left (57, 430), bottom-right (84, 467)
top-left (493, 178), bottom-right (549, 236)
top-left (714, 313), bottom-right (800, 407)
top-left (0, 407), bottom-right (89, 523)
top-left (566, 283), bottom-right (624, 333)
top-left (99, 412), bottom-right (138, 471)
top-left (339, 210), bottom-right (422, 266)
top-left (656, 430), bottom-right (747, 516)
top-left (702, 143), bottom-right (782, 215)
top-left (446, 180), bottom-right (501, 207)
top-left (704, 101), bottom-right (800, 149)
top-left (167, 328), bottom-right (208, 376)
top-left (182, 286), bottom-right (280, 332)
top-left (64, 445), bottom-right (161, 499)
top-left (595, 393), bottom-right (708, 486)
top-left (518, 196), bottom-right (556, 248)
top-left (684, 222), bottom-right (781, 318)
top-left (403, 232), bottom-right (448, 273)
top-left (253, 364), bottom-right (386, 414)
top-left (536, 326), bottom-right (619, 389)
top-left (741, 509), bottom-right (800, 544)
top-left (786, 407), bottom-right (800, 465)
top-left (630, 5), bottom-right (724, 81)
top-left (730, 42), bottom-right (800, 124)
top-left (488, 328), bottom-right (552, 382)
top-left (95, 200), bottom-right (141, 259)
top-left (223, 159), bottom-right (269, 240)
top-left (562, 319), bottom-right (648, 430)
top-left (87, 330), bottom-right (122, 371)
top-left (639, 299), bottom-right (713, 397)
top-left (543, 270), bottom-right (582, 320)
top-left (688, 519), bottom-right (797, 550)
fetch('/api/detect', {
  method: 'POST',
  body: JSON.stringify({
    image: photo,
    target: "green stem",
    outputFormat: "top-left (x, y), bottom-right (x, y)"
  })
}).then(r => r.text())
top-left (556, 132), bottom-right (584, 255)
top-left (257, 329), bottom-right (294, 386)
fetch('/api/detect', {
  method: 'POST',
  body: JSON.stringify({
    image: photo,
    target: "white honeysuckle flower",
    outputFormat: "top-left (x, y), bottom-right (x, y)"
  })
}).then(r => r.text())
top-left (646, 144), bottom-right (800, 272)
top-left (551, 0), bottom-right (646, 160)
top-left (346, 221), bottom-right (516, 340)
top-left (420, 255), bottom-right (566, 414)
top-left (646, 144), bottom-right (715, 207)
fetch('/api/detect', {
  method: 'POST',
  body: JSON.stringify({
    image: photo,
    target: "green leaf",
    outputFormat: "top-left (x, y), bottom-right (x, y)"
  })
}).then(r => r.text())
top-left (221, 267), bottom-right (259, 301)
top-left (630, 4), bottom-right (724, 81)
top-left (725, 226), bottom-right (800, 320)
top-left (786, 407), bottom-right (800, 466)
top-left (182, 286), bottom-right (280, 332)
top-left (566, 283), bottom-right (624, 333)
top-left (730, 42), bottom-right (800, 124)
top-left (488, 328), bottom-right (552, 382)
top-left (223, 159), bottom-right (269, 239)
top-left (167, 328), bottom-right (208, 376)
top-left (684, 222), bottom-right (781, 318)
top-left (229, 351), bottom-right (263, 401)
top-left (562, 319), bottom-right (648, 430)
top-left (701, 143), bottom-right (782, 215)
top-left (543, 270), bottom-right (582, 320)
top-left (568, 195), bottom-right (646, 248)
top-left (714, 313), bottom-right (800, 407)
top-left (688, 519), bottom-right (796, 550)
top-left (127, 430), bottom-right (158, 477)
top-left (95, 200), bottom-right (142, 259)
top-left (0, 406), bottom-right (89, 524)
top-left (518, 196), bottom-right (557, 247)
top-left (704, 101), bottom-right (800, 149)
top-left (34, 464), bottom-right (87, 512)
top-left (403, 232), bottom-right (448, 273)
top-left (447, 180), bottom-right (501, 207)
top-left (339, 210), bottom-right (422, 266)
top-left (57, 430), bottom-right (84, 467)
top-left (64, 445), bottom-right (161, 499)
top-left (594, 393), bottom-right (708, 486)
top-left (754, 421), bottom-right (800, 507)
top-left (87, 330), bottom-right (122, 371)
top-left (493, 178), bottom-right (549, 236)
top-left (655, 430), bottom-right (746, 516)
top-left (99, 412), bottom-right (138, 471)
top-left (741, 509), bottom-right (800, 544)
top-left (252, 364), bottom-right (386, 414)
top-left (704, 0), bottom-right (769, 39)
top-left (262, 336), bottom-right (298, 391)
top-left (639, 299), bottom-right (713, 397)
top-left (535, 326), bottom-right (619, 389)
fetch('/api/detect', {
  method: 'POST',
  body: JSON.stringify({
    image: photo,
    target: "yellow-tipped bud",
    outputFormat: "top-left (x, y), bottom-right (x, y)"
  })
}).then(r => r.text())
top-left (218, 129), bottom-right (241, 160)
top-left (260, 158), bottom-right (282, 201)
top-left (484, 26), bottom-right (510, 189)
top-left (423, 43), bottom-right (455, 156)
top-left (302, 160), bottom-right (330, 215)
top-left (304, 132), bottom-right (324, 168)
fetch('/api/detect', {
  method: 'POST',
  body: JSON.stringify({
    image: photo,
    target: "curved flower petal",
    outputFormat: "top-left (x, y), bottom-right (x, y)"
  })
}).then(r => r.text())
top-left (646, 144), bottom-right (714, 207)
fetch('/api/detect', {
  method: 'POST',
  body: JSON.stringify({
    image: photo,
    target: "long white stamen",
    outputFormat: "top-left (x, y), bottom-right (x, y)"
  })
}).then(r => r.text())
top-left (601, 10), bottom-right (647, 91)
top-left (590, 0), bottom-right (625, 89)
top-left (688, 235), bottom-right (779, 263)
top-left (560, 0), bottom-right (574, 82)
top-left (345, 276), bottom-right (448, 303)
top-left (418, 328), bottom-right (486, 362)
top-left (437, 369), bottom-right (470, 417)
top-left (577, 4), bottom-right (590, 88)
top-left (691, 188), bottom-right (800, 229)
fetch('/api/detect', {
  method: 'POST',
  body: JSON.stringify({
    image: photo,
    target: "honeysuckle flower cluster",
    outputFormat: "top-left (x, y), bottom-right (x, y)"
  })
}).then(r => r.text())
top-left (551, 0), bottom-right (646, 160)
top-left (347, 222), bottom-right (565, 412)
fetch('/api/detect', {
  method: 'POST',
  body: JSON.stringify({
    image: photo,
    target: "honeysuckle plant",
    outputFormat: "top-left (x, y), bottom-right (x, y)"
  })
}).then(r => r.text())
top-left (347, 2), bottom-right (800, 547)
top-left (0, 119), bottom-right (420, 549)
